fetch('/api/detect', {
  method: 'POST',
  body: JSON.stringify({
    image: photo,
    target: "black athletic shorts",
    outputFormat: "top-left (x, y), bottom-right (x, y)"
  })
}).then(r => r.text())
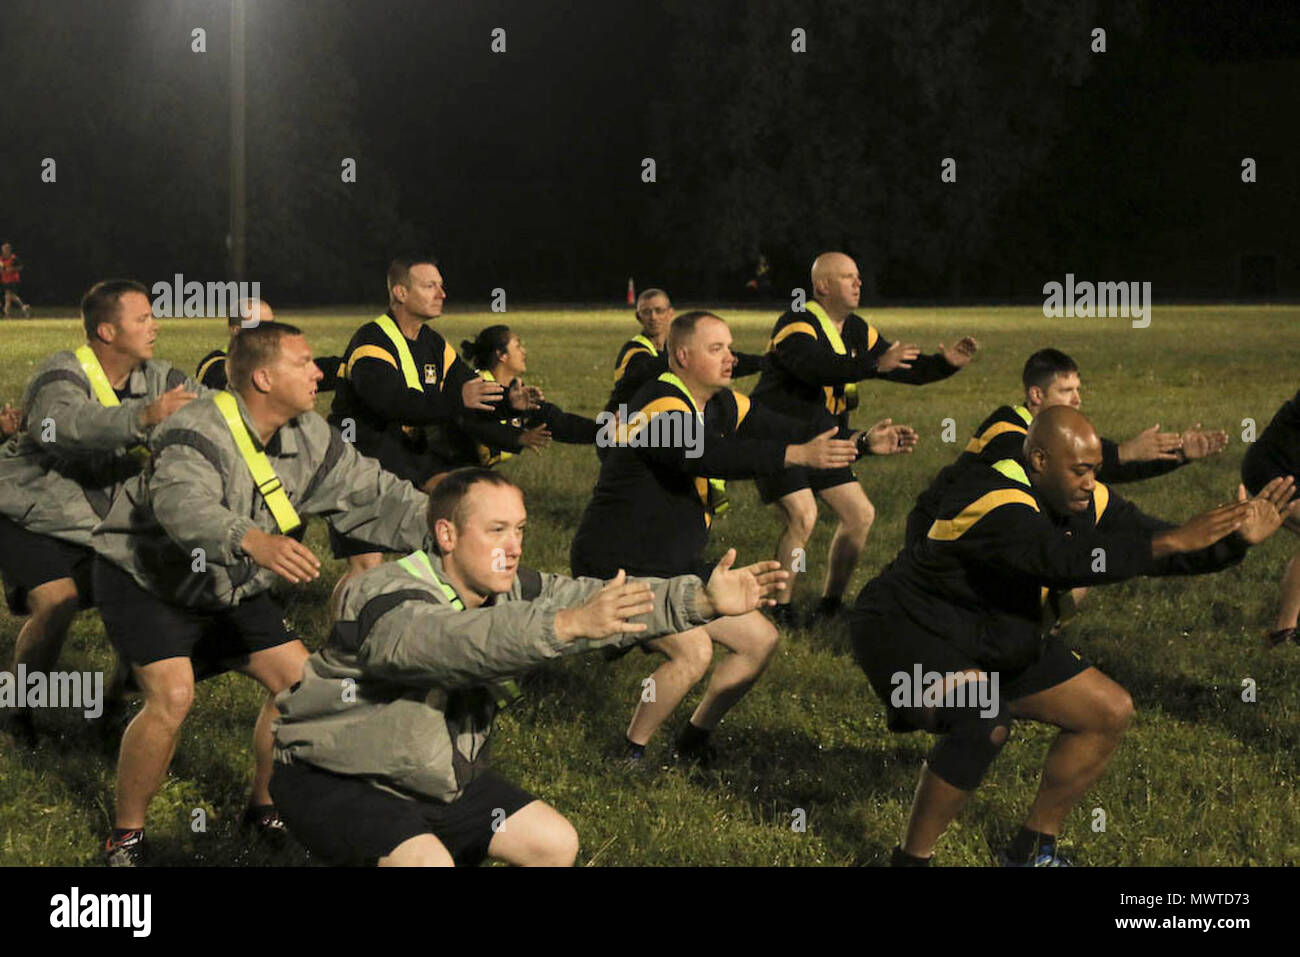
top-left (270, 760), bottom-right (536, 866)
top-left (754, 464), bottom-right (856, 505)
top-left (0, 516), bottom-right (96, 615)
top-left (569, 554), bottom-right (715, 660)
top-left (93, 556), bottom-right (298, 676)
top-left (850, 590), bottom-right (1089, 733)
top-left (1241, 441), bottom-right (1296, 497)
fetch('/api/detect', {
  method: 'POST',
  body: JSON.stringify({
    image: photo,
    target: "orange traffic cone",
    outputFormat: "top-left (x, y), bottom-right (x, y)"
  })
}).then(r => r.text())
top-left (626, 277), bottom-right (635, 305)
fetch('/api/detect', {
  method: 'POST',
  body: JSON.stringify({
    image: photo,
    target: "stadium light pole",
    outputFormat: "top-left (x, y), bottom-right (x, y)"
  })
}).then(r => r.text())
top-left (229, 0), bottom-right (247, 283)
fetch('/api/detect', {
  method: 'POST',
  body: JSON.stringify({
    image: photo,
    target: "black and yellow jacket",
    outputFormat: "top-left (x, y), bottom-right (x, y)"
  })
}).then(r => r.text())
top-left (905, 403), bottom-right (1189, 546)
top-left (603, 335), bottom-right (765, 418)
top-left (1248, 388), bottom-right (1300, 479)
top-left (440, 371), bottom-right (600, 469)
top-left (328, 314), bottom-right (495, 486)
top-left (572, 373), bottom-right (840, 579)
top-left (750, 302), bottom-right (958, 429)
top-left (860, 455), bottom-right (1249, 672)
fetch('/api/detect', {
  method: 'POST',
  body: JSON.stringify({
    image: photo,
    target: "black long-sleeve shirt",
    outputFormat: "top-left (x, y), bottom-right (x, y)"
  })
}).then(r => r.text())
top-left (572, 378), bottom-right (840, 578)
top-left (438, 375), bottom-right (601, 469)
top-left (750, 307), bottom-right (958, 430)
top-left (863, 454), bottom-right (1248, 672)
top-left (328, 315), bottom-right (497, 486)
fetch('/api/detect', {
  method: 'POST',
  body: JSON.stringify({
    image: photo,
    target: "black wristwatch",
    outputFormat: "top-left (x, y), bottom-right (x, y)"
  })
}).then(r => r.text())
top-left (855, 430), bottom-right (872, 457)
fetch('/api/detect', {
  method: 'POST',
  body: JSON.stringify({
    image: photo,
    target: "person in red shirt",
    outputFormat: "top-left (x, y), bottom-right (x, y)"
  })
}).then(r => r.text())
top-left (1, 243), bottom-right (31, 318)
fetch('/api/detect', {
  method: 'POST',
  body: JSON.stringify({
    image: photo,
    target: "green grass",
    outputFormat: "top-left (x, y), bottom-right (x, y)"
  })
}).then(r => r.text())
top-left (2, 304), bottom-right (1299, 866)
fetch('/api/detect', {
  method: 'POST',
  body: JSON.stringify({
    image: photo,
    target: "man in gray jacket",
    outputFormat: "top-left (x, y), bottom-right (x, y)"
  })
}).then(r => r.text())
top-left (0, 279), bottom-right (200, 735)
top-left (271, 467), bottom-right (787, 866)
top-left (92, 321), bottom-right (430, 865)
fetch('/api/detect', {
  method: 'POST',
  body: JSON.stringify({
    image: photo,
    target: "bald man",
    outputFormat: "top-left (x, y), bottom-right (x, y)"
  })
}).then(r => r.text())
top-left (750, 252), bottom-right (978, 626)
top-left (850, 406), bottom-right (1297, 866)
top-left (197, 299), bottom-right (343, 391)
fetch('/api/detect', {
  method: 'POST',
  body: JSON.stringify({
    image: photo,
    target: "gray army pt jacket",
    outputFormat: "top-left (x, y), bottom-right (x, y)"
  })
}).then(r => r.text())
top-left (0, 350), bottom-right (204, 546)
top-left (93, 389), bottom-right (428, 610)
top-left (274, 546), bottom-right (710, 803)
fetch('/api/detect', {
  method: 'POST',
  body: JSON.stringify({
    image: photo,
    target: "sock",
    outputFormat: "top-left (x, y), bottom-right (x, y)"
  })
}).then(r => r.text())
top-left (625, 737), bottom-right (646, 759)
top-left (816, 595), bottom-right (843, 616)
top-left (890, 845), bottom-right (932, 867)
top-left (676, 721), bottom-right (710, 751)
top-left (1007, 826), bottom-right (1055, 862)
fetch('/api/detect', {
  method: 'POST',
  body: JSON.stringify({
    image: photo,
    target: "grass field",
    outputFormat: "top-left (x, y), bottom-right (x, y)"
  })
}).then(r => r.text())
top-left (2, 304), bottom-right (1299, 866)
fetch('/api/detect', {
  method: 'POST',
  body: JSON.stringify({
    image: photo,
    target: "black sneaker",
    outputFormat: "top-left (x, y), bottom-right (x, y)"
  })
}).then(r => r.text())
top-left (670, 737), bottom-right (719, 769)
top-left (1264, 627), bottom-right (1297, 650)
top-left (5, 708), bottom-right (38, 747)
top-left (997, 844), bottom-right (1073, 867)
top-left (104, 831), bottom-right (148, 867)
top-left (241, 804), bottom-right (290, 847)
top-left (768, 603), bottom-right (801, 630)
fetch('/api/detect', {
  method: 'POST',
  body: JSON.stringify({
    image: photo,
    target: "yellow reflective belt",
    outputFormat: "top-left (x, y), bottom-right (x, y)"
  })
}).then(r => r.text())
top-left (75, 345), bottom-right (122, 407)
top-left (1013, 405), bottom-right (1033, 425)
top-left (374, 314), bottom-right (423, 392)
top-left (213, 391), bottom-right (302, 533)
top-left (802, 302), bottom-right (858, 412)
top-left (75, 345), bottom-right (151, 462)
top-left (397, 549), bottom-right (522, 707)
top-left (475, 370), bottom-right (515, 466)
top-left (657, 372), bottom-right (728, 515)
top-left (632, 334), bottom-right (658, 355)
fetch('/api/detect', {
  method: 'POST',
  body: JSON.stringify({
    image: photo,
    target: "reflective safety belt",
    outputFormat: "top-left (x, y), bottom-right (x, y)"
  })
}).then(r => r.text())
top-left (397, 549), bottom-right (523, 709)
top-left (657, 371), bottom-right (729, 516)
top-left (475, 370), bottom-right (515, 467)
top-left (803, 301), bottom-right (859, 412)
top-left (213, 391), bottom-right (302, 533)
top-left (1013, 405), bottom-right (1033, 426)
top-left (631, 334), bottom-right (658, 356)
top-left (75, 345), bottom-right (151, 462)
top-left (374, 314), bottom-right (423, 392)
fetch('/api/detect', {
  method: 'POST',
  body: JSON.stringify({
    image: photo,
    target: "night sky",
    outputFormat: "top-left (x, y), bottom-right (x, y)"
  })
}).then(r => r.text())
top-left (1, 0), bottom-right (1296, 304)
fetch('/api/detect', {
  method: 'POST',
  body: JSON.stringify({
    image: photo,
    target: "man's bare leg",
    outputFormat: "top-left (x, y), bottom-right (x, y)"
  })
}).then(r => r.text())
top-left (381, 833), bottom-right (455, 867)
top-left (238, 640), bottom-right (310, 807)
top-left (487, 800), bottom-right (579, 866)
top-left (626, 629), bottom-right (712, 746)
top-left (817, 481), bottom-right (875, 605)
top-left (1009, 667), bottom-right (1134, 836)
top-left (688, 611), bottom-right (779, 730)
top-left (772, 489), bottom-right (817, 607)
top-left (114, 657), bottom-right (195, 829)
top-left (11, 577), bottom-right (81, 677)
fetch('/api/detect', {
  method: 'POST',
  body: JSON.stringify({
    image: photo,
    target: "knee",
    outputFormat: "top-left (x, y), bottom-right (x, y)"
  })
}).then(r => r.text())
top-left (783, 504), bottom-right (818, 543)
top-left (539, 818), bottom-right (580, 867)
top-left (672, 633), bottom-right (714, 680)
top-left (749, 617), bottom-right (781, 663)
top-left (147, 681), bottom-right (194, 727)
top-left (1098, 688), bottom-right (1135, 736)
top-left (841, 498), bottom-right (876, 540)
top-left (27, 581), bottom-right (80, 622)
